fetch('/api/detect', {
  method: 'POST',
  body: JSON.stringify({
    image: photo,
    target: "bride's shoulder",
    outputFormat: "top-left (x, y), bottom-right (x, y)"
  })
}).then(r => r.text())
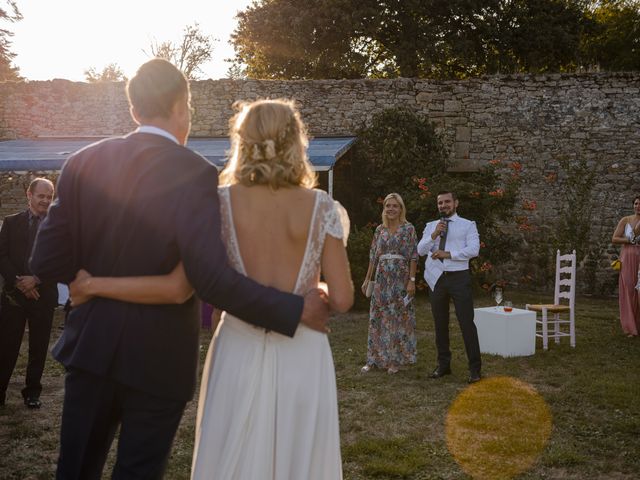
top-left (309, 189), bottom-right (350, 242)
top-left (312, 188), bottom-right (349, 213)
top-left (310, 189), bottom-right (340, 214)
top-left (311, 188), bottom-right (337, 205)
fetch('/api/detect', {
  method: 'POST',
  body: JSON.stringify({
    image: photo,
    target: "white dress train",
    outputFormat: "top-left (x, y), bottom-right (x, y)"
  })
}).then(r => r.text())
top-left (191, 187), bottom-right (348, 480)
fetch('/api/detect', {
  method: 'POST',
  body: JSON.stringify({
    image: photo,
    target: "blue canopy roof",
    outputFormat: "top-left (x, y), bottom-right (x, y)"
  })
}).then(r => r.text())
top-left (0, 137), bottom-right (356, 172)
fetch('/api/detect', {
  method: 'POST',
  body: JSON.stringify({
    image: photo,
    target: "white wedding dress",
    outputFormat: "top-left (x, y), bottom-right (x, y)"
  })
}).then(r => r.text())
top-left (191, 187), bottom-right (348, 480)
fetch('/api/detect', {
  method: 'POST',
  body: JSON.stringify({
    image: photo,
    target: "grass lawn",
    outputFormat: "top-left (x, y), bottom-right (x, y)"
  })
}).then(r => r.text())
top-left (1, 291), bottom-right (639, 479)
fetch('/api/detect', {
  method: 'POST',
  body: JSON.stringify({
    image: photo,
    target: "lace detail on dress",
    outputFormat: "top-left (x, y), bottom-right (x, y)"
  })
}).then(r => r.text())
top-left (294, 190), bottom-right (350, 295)
top-left (218, 186), bottom-right (246, 275)
top-left (217, 187), bottom-right (350, 297)
top-left (325, 198), bottom-right (350, 246)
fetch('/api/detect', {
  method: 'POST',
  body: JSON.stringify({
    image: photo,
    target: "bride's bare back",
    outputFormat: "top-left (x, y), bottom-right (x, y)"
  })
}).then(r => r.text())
top-left (229, 184), bottom-right (316, 293)
top-left (68, 98), bottom-right (352, 326)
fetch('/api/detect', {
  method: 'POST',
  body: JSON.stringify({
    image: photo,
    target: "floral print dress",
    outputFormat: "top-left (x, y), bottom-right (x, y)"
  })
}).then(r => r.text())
top-left (366, 222), bottom-right (418, 368)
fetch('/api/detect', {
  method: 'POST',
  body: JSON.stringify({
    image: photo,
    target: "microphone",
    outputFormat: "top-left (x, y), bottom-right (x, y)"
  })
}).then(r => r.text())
top-left (439, 214), bottom-right (448, 237)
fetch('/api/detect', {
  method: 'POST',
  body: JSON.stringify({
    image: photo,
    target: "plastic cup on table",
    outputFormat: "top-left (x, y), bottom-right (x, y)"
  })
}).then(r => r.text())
top-left (503, 301), bottom-right (513, 312)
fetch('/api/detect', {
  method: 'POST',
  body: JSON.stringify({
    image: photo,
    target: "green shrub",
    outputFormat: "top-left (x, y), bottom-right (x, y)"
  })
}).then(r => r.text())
top-left (339, 107), bottom-right (522, 292)
top-left (346, 225), bottom-right (374, 311)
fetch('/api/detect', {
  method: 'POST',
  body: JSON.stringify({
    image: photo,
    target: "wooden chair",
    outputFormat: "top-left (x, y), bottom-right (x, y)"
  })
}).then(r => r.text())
top-left (526, 250), bottom-right (576, 350)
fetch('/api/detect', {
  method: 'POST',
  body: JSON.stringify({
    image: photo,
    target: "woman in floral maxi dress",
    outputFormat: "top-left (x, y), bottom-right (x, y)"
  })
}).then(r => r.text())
top-left (361, 193), bottom-right (418, 374)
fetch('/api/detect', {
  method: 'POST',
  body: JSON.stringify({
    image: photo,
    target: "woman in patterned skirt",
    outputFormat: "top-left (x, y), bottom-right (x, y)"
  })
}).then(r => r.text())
top-left (361, 193), bottom-right (418, 374)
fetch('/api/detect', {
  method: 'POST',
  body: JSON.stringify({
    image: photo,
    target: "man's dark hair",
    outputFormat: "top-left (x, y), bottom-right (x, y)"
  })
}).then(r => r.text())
top-left (126, 58), bottom-right (189, 120)
top-left (28, 177), bottom-right (54, 194)
top-left (437, 190), bottom-right (457, 200)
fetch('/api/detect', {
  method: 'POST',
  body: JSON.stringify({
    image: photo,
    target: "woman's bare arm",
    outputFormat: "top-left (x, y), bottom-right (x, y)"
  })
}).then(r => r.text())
top-left (70, 262), bottom-right (194, 306)
top-left (612, 217), bottom-right (631, 245)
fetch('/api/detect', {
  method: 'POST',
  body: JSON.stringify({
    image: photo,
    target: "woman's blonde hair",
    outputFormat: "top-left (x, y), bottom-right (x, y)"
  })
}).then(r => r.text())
top-left (381, 192), bottom-right (407, 227)
top-left (219, 99), bottom-right (317, 189)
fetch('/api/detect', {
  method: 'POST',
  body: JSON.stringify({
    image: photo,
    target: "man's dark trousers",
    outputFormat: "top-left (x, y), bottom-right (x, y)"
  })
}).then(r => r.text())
top-left (57, 368), bottom-right (185, 480)
top-left (0, 296), bottom-right (54, 401)
top-left (429, 270), bottom-right (481, 374)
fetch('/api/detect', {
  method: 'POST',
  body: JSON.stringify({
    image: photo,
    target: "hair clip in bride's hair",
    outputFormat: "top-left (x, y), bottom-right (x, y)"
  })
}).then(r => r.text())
top-left (277, 119), bottom-right (294, 143)
top-left (250, 139), bottom-right (277, 161)
top-left (251, 143), bottom-right (262, 161)
top-left (262, 139), bottom-right (276, 160)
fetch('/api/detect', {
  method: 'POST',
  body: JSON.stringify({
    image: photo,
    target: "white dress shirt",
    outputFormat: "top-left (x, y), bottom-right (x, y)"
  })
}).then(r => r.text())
top-left (135, 125), bottom-right (179, 145)
top-left (417, 213), bottom-right (480, 290)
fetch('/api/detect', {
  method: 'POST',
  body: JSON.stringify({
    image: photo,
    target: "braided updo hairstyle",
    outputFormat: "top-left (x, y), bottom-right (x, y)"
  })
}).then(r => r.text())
top-left (220, 99), bottom-right (317, 189)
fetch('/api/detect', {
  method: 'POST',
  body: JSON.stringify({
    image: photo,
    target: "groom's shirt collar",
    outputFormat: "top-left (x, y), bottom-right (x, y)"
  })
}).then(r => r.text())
top-left (135, 125), bottom-right (179, 145)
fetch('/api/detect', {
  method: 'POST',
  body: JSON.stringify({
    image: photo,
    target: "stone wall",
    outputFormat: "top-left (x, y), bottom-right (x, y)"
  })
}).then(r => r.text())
top-left (1, 73), bottom-right (639, 293)
top-left (2, 74), bottom-right (638, 171)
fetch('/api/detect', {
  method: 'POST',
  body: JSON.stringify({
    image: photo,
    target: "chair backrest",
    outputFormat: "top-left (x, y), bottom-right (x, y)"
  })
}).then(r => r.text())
top-left (553, 249), bottom-right (576, 308)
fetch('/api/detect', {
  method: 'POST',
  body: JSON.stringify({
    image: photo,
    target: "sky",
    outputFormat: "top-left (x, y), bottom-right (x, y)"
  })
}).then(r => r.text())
top-left (10, 0), bottom-right (253, 81)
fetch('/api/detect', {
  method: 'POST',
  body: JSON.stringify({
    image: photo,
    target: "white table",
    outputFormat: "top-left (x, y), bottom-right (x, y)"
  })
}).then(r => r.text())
top-left (474, 306), bottom-right (536, 357)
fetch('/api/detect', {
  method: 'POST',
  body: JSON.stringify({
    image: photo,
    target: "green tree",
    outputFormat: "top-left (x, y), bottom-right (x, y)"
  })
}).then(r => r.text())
top-left (231, 0), bottom-right (370, 79)
top-left (582, 0), bottom-right (640, 71)
top-left (230, 0), bottom-right (589, 79)
top-left (146, 23), bottom-right (217, 80)
top-left (84, 63), bottom-right (127, 83)
top-left (478, 0), bottom-right (587, 74)
top-left (0, 0), bottom-right (22, 81)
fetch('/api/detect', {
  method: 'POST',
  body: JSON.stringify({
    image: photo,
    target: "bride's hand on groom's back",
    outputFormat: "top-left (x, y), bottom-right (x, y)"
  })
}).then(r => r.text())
top-left (69, 269), bottom-right (94, 307)
top-left (300, 288), bottom-right (330, 334)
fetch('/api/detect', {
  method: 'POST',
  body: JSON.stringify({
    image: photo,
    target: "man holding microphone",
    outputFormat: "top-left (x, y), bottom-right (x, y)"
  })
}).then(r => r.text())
top-left (417, 190), bottom-right (482, 384)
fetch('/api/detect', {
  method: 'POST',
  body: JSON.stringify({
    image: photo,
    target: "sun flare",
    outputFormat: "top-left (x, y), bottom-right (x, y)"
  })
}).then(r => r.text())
top-left (446, 376), bottom-right (552, 480)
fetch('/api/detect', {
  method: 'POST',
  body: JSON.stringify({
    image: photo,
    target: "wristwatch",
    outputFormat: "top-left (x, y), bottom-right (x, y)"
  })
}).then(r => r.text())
top-left (410, 277), bottom-right (415, 282)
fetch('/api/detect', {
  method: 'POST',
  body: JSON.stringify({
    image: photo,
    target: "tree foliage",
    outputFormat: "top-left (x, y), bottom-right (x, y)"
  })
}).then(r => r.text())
top-left (0, 0), bottom-right (22, 81)
top-left (84, 63), bottom-right (127, 83)
top-left (231, 0), bottom-right (640, 79)
top-left (231, 0), bottom-right (368, 79)
top-left (582, 0), bottom-right (640, 71)
top-left (146, 23), bottom-right (217, 80)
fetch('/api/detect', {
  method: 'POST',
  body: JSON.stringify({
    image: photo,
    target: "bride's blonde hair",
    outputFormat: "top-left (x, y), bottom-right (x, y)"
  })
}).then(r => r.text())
top-left (219, 99), bottom-right (317, 189)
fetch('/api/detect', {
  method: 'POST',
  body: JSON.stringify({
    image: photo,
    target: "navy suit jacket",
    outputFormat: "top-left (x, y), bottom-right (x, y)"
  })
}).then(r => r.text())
top-left (30, 132), bottom-right (303, 401)
top-left (0, 210), bottom-right (58, 309)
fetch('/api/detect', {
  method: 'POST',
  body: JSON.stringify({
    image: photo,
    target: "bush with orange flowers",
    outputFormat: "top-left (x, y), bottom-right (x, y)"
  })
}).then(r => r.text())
top-left (339, 107), bottom-right (522, 297)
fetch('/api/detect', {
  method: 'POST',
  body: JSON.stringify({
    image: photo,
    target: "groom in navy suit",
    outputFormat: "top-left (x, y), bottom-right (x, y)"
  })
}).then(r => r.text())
top-left (30, 59), bottom-right (329, 479)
